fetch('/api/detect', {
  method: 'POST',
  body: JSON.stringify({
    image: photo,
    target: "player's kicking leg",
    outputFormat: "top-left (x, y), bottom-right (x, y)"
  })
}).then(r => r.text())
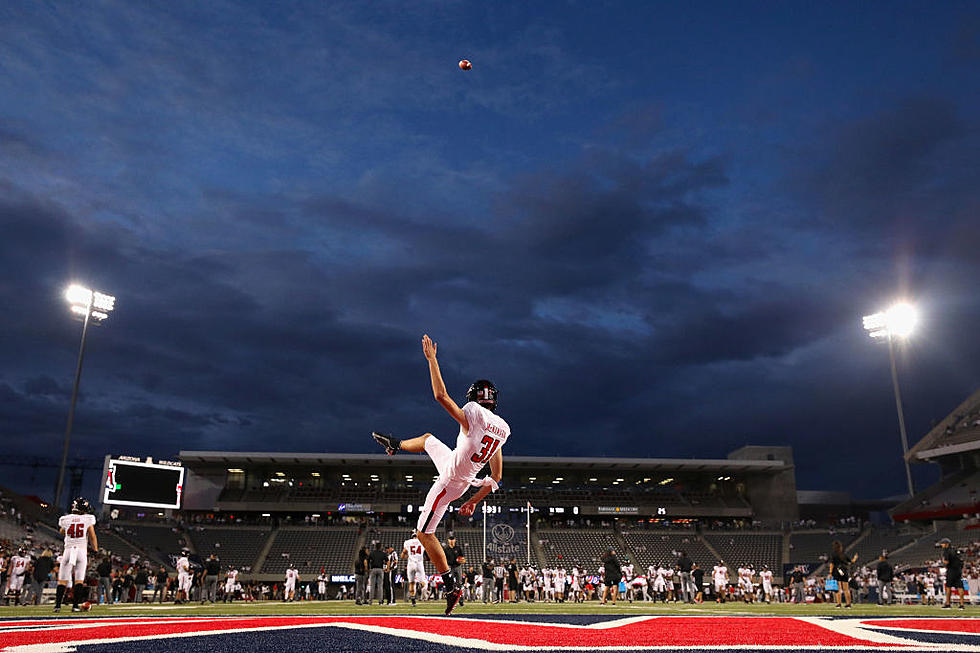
top-left (373, 431), bottom-right (466, 615)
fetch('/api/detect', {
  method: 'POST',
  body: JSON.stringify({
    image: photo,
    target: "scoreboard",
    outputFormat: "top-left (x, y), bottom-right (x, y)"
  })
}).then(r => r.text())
top-left (103, 457), bottom-right (185, 509)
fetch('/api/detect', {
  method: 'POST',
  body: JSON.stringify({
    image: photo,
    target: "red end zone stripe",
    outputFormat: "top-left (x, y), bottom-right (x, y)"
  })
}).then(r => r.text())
top-left (862, 619), bottom-right (980, 634)
top-left (341, 617), bottom-right (904, 647)
top-left (0, 616), bottom-right (912, 649)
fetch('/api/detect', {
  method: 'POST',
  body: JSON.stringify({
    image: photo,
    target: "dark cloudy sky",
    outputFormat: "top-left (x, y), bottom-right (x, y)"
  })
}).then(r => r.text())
top-left (2, 1), bottom-right (978, 503)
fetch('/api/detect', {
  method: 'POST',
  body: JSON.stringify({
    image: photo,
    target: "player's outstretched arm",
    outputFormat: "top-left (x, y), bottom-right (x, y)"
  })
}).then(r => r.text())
top-left (460, 449), bottom-right (503, 516)
top-left (87, 525), bottom-right (98, 552)
top-left (422, 334), bottom-right (468, 431)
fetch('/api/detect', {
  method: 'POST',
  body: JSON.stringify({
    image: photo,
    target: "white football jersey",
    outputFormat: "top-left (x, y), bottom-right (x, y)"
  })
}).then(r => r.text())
top-left (285, 568), bottom-right (299, 582)
top-left (226, 569), bottom-right (238, 582)
top-left (761, 570), bottom-right (773, 583)
top-left (59, 513), bottom-right (96, 548)
top-left (445, 402), bottom-right (510, 483)
top-left (403, 538), bottom-right (425, 564)
top-left (177, 556), bottom-right (190, 575)
top-left (10, 555), bottom-right (30, 575)
top-left (713, 565), bottom-right (727, 580)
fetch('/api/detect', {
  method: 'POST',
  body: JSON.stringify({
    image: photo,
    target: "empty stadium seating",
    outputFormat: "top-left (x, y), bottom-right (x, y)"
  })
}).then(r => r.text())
top-left (261, 527), bottom-right (360, 575)
top-left (536, 528), bottom-right (623, 570)
top-left (620, 529), bottom-right (717, 571)
top-left (889, 529), bottom-right (978, 568)
top-left (115, 523), bottom-right (192, 565)
top-left (96, 527), bottom-right (147, 561)
top-left (188, 526), bottom-right (271, 571)
top-left (703, 533), bottom-right (782, 571)
top-left (847, 526), bottom-right (918, 563)
top-left (787, 530), bottom-right (860, 563)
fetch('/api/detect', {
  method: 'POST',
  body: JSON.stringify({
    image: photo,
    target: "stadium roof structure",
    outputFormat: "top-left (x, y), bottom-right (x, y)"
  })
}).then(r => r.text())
top-left (906, 387), bottom-right (980, 462)
top-left (180, 450), bottom-right (788, 473)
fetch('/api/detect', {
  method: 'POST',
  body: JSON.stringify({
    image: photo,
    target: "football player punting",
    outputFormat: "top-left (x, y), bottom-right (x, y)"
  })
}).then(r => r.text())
top-left (401, 530), bottom-right (427, 606)
top-left (371, 334), bottom-right (509, 616)
top-left (55, 497), bottom-right (98, 612)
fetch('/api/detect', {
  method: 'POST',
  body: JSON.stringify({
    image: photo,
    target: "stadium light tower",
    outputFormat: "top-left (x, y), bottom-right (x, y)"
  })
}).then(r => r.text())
top-left (863, 301), bottom-right (918, 498)
top-left (55, 284), bottom-right (116, 511)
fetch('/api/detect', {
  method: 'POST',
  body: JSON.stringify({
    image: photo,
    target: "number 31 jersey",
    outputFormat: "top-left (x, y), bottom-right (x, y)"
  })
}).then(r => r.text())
top-left (59, 513), bottom-right (96, 548)
top-left (447, 401), bottom-right (510, 484)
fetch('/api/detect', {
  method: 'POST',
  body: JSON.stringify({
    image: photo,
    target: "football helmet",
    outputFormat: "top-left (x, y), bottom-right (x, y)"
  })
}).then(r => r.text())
top-left (466, 379), bottom-right (497, 411)
top-left (71, 497), bottom-right (90, 514)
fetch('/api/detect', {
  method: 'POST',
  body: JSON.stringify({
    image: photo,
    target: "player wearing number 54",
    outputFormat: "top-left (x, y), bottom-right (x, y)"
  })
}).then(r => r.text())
top-left (371, 333), bottom-right (510, 616)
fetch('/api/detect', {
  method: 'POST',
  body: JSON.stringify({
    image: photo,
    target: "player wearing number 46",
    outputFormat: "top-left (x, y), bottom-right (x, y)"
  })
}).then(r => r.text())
top-left (372, 334), bottom-right (510, 616)
top-left (55, 497), bottom-right (98, 612)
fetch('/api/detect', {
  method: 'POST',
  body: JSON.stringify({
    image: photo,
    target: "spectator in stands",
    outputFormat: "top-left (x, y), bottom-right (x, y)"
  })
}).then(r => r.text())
top-left (368, 542), bottom-right (386, 605)
top-left (600, 548), bottom-right (621, 605)
top-left (939, 538), bottom-right (966, 610)
top-left (354, 546), bottom-right (369, 605)
top-left (676, 550), bottom-right (694, 603)
top-left (875, 554), bottom-right (893, 605)
top-left (829, 541), bottom-right (857, 608)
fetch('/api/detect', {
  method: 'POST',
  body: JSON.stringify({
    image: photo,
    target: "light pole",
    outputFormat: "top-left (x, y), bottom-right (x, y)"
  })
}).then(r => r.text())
top-left (56, 284), bottom-right (115, 511)
top-left (863, 302), bottom-right (917, 498)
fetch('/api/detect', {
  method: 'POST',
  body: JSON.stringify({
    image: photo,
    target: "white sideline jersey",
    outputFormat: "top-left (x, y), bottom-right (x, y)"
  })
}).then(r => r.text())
top-left (285, 568), bottom-right (299, 584)
top-left (59, 513), bottom-right (96, 548)
top-left (446, 402), bottom-right (510, 483)
top-left (403, 538), bottom-right (425, 565)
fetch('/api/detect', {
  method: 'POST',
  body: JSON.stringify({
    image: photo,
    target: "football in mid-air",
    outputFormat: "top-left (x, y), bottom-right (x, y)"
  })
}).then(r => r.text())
top-left (459, 60), bottom-right (471, 70)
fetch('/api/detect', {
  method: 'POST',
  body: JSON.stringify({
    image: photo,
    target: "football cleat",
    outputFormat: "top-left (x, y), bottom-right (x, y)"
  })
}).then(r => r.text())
top-left (444, 587), bottom-right (462, 616)
top-left (466, 379), bottom-right (497, 411)
top-left (371, 432), bottom-right (400, 456)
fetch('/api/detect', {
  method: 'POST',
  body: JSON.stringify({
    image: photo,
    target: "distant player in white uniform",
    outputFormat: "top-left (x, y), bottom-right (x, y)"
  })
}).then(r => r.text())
top-left (760, 565), bottom-right (774, 603)
top-left (285, 564), bottom-right (299, 601)
top-left (224, 567), bottom-right (238, 602)
top-left (5, 548), bottom-right (31, 605)
top-left (56, 497), bottom-right (98, 612)
top-left (401, 530), bottom-right (427, 606)
top-left (738, 566), bottom-right (754, 603)
top-left (175, 550), bottom-right (192, 604)
top-left (712, 562), bottom-right (728, 603)
top-left (317, 572), bottom-right (328, 600)
top-left (372, 334), bottom-right (509, 616)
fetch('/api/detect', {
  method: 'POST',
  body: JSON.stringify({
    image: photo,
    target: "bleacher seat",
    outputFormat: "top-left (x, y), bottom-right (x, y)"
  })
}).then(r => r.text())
top-left (536, 529), bottom-right (622, 571)
top-left (188, 527), bottom-right (270, 571)
top-left (262, 527), bottom-right (360, 576)
top-left (621, 529), bottom-right (716, 571)
top-left (703, 533), bottom-right (782, 571)
top-left (788, 530), bottom-right (859, 563)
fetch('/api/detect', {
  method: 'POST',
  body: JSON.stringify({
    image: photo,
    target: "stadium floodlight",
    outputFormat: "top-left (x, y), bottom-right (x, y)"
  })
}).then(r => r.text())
top-left (863, 301), bottom-right (917, 498)
top-left (863, 302), bottom-right (917, 339)
top-left (55, 284), bottom-right (116, 512)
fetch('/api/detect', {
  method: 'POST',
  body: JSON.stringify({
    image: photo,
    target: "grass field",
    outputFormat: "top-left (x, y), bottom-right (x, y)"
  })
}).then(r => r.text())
top-left (1, 599), bottom-right (974, 619)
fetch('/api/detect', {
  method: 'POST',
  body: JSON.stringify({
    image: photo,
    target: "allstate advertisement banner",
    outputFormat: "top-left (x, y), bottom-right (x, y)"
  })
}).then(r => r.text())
top-left (485, 516), bottom-right (527, 563)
